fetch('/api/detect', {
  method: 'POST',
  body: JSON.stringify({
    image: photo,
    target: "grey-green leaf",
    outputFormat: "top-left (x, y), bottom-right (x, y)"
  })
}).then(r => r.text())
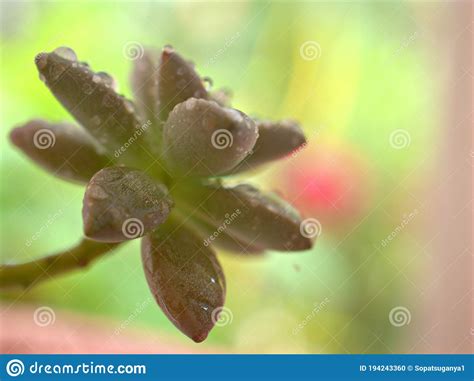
top-left (131, 48), bottom-right (159, 123)
top-left (188, 215), bottom-right (264, 255)
top-left (141, 218), bottom-right (226, 343)
top-left (10, 119), bottom-right (110, 184)
top-left (35, 49), bottom-right (149, 167)
top-left (229, 119), bottom-right (307, 174)
top-left (162, 98), bottom-right (258, 177)
top-left (82, 166), bottom-right (173, 242)
top-left (175, 183), bottom-right (313, 251)
top-left (157, 46), bottom-right (207, 120)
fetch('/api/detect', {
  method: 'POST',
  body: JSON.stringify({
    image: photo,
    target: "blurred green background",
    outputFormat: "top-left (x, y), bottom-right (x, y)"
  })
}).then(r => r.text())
top-left (0, 1), bottom-right (449, 353)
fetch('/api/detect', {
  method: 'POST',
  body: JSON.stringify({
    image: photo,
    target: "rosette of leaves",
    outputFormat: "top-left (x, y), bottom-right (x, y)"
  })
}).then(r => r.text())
top-left (3, 45), bottom-right (314, 342)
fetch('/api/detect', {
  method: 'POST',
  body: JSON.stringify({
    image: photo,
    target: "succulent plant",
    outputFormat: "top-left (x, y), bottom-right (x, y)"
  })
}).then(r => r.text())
top-left (2, 45), bottom-right (314, 342)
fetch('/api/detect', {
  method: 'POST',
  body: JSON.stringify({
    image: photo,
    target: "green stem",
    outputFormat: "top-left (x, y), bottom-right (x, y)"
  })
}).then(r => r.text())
top-left (0, 238), bottom-right (121, 290)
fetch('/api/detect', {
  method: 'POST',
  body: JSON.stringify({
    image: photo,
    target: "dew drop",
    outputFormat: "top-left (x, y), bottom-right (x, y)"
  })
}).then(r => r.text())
top-left (53, 46), bottom-right (78, 61)
top-left (92, 74), bottom-right (101, 84)
top-left (163, 44), bottom-right (174, 54)
top-left (203, 76), bottom-right (213, 91)
top-left (88, 185), bottom-right (108, 200)
top-left (97, 71), bottom-right (116, 88)
top-left (124, 99), bottom-right (135, 113)
top-left (185, 98), bottom-right (197, 111)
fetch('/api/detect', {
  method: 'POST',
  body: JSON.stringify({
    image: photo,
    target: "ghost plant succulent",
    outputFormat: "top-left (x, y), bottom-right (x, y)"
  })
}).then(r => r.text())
top-left (1, 45), bottom-right (314, 342)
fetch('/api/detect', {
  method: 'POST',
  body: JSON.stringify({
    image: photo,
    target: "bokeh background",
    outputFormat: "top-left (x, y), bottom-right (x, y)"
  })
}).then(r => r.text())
top-left (1, 1), bottom-right (472, 354)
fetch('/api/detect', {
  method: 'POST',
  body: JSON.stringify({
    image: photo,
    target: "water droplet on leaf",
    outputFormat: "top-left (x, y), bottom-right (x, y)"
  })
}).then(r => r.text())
top-left (53, 46), bottom-right (78, 61)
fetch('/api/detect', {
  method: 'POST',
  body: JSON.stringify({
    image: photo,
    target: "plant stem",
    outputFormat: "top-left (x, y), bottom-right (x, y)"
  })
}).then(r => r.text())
top-left (0, 239), bottom-right (121, 289)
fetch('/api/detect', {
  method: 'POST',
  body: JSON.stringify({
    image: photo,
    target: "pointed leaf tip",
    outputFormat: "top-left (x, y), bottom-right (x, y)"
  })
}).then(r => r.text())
top-left (230, 119), bottom-right (307, 174)
top-left (35, 49), bottom-right (148, 166)
top-left (141, 219), bottom-right (226, 342)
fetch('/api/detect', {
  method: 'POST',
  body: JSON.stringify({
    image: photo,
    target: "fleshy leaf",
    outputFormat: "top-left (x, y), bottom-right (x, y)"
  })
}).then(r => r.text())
top-left (230, 119), bottom-right (307, 174)
top-left (157, 46), bottom-right (207, 120)
top-left (10, 119), bottom-right (109, 183)
top-left (141, 218), bottom-right (226, 343)
top-left (131, 48), bottom-right (159, 123)
top-left (162, 98), bottom-right (258, 177)
top-left (35, 49), bottom-right (149, 166)
top-left (175, 183), bottom-right (313, 251)
top-left (82, 167), bottom-right (173, 242)
top-left (187, 215), bottom-right (264, 255)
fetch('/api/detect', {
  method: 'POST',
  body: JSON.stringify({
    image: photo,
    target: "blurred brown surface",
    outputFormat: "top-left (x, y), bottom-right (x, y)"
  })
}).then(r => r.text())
top-left (0, 304), bottom-right (212, 354)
